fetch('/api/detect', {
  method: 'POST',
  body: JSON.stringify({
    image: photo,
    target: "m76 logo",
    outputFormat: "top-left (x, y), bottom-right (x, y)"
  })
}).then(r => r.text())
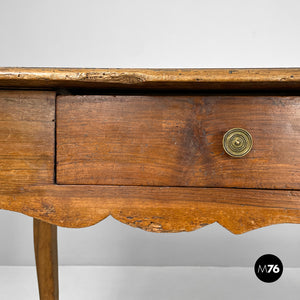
top-left (254, 254), bottom-right (283, 282)
top-left (257, 264), bottom-right (280, 274)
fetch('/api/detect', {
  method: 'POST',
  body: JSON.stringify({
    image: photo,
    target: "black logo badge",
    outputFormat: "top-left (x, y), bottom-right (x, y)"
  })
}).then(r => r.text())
top-left (254, 254), bottom-right (283, 283)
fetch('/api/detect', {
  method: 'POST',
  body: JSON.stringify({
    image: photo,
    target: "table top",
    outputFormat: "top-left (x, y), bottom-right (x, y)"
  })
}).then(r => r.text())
top-left (1, 67), bottom-right (300, 90)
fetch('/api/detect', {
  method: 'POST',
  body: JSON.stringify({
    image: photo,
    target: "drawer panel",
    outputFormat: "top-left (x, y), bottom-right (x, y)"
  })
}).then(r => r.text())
top-left (56, 95), bottom-right (300, 189)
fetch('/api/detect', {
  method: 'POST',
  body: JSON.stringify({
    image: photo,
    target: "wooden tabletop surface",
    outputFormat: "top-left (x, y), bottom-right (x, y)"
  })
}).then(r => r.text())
top-left (0, 68), bottom-right (300, 90)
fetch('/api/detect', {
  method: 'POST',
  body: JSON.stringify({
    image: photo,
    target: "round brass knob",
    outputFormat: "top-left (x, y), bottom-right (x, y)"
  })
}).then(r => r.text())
top-left (223, 128), bottom-right (253, 157)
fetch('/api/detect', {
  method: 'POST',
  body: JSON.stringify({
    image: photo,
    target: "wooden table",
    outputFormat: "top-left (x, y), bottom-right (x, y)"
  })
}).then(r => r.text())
top-left (1, 68), bottom-right (300, 299)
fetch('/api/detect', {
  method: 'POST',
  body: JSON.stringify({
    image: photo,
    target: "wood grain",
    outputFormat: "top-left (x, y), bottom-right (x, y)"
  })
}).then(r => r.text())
top-left (1, 89), bottom-right (300, 234)
top-left (57, 95), bottom-right (300, 189)
top-left (1, 68), bottom-right (300, 90)
top-left (34, 219), bottom-right (58, 300)
top-left (0, 90), bottom-right (55, 192)
top-left (1, 185), bottom-right (300, 234)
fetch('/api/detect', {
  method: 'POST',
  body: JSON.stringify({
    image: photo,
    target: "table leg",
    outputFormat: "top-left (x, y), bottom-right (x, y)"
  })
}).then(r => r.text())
top-left (34, 219), bottom-right (59, 300)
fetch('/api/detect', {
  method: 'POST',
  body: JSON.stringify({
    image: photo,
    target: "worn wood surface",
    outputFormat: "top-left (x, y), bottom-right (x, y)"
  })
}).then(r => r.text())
top-left (34, 219), bottom-right (58, 300)
top-left (57, 95), bottom-right (300, 189)
top-left (1, 89), bottom-right (300, 234)
top-left (1, 68), bottom-right (300, 90)
top-left (0, 90), bottom-right (55, 194)
top-left (0, 185), bottom-right (299, 234)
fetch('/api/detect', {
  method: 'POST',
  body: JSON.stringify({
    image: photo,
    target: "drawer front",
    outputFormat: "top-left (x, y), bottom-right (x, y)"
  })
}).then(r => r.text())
top-left (56, 95), bottom-right (300, 189)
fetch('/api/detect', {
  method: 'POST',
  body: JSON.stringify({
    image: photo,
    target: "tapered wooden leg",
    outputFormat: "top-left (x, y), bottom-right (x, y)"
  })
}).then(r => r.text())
top-left (34, 219), bottom-right (59, 300)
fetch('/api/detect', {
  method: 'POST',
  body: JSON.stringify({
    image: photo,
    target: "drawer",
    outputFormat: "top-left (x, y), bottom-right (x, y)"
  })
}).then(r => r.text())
top-left (56, 95), bottom-right (300, 189)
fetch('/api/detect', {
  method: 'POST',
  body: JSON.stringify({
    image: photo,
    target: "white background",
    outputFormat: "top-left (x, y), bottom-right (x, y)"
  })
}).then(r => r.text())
top-left (0, 0), bottom-right (300, 268)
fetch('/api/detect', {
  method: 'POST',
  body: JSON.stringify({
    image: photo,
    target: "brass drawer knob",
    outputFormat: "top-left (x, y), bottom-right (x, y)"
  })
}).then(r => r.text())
top-left (223, 128), bottom-right (253, 157)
